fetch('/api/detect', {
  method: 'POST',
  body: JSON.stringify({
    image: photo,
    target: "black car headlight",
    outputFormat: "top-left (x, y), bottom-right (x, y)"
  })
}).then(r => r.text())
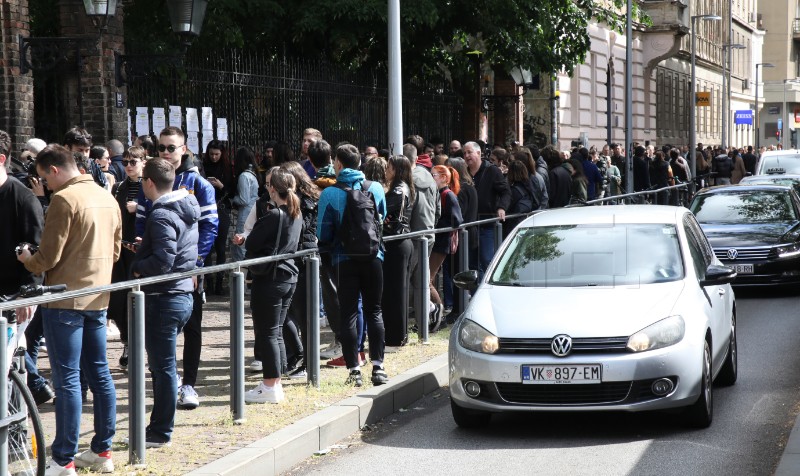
top-left (458, 320), bottom-right (499, 354)
top-left (777, 243), bottom-right (800, 259)
top-left (626, 316), bottom-right (685, 352)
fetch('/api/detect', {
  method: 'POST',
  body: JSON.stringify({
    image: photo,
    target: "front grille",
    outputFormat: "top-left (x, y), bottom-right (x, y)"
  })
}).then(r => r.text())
top-left (497, 337), bottom-right (629, 355)
top-left (495, 381), bottom-right (632, 405)
top-left (713, 247), bottom-right (773, 261)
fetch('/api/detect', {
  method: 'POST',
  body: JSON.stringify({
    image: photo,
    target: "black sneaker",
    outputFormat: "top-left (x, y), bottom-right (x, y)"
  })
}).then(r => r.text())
top-left (429, 304), bottom-right (443, 333)
top-left (32, 383), bottom-right (54, 406)
top-left (119, 344), bottom-right (128, 369)
top-left (345, 369), bottom-right (363, 387)
top-left (371, 366), bottom-right (389, 386)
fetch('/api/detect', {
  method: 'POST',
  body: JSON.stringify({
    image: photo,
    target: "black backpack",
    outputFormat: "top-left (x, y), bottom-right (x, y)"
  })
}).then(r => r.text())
top-left (510, 183), bottom-right (536, 214)
top-left (335, 180), bottom-right (383, 261)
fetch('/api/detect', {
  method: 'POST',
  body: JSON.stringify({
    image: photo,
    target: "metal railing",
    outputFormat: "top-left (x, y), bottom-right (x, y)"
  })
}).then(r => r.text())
top-left (0, 184), bottom-right (691, 469)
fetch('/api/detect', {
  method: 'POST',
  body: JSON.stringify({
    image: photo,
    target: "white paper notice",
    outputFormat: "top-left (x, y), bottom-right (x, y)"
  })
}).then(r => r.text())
top-left (201, 131), bottom-right (213, 154)
top-left (152, 107), bottom-right (166, 134)
top-left (186, 108), bottom-right (200, 132)
top-left (135, 107), bottom-right (149, 136)
top-left (201, 107), bottom-right (213, 131)
top-left (169, 105), bottom-right (182, 128)
top-left (216, 118), bottom-right (228, 141)
top-left (187, 132), bottom-right (200, 154)
top-left (127, 110), bottom-right (132, 146)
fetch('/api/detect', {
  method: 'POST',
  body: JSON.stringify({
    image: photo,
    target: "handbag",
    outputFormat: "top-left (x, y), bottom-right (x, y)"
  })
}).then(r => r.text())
top-left (248, 208), bottom-right (283, 279)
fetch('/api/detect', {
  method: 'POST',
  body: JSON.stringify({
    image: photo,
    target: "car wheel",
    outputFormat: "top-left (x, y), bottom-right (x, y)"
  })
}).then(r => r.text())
top-left (684, 340), bottom-right (713, 428)
top-left (451, 400), bottom-right (491, 428)
top-left (716, 314), bottom-right (738, 386)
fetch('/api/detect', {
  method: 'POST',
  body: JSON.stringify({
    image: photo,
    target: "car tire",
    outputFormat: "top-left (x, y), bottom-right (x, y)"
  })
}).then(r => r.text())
top-left (716, 313), bottom-right (738, 386)
top-left (684, 340), bottom-right (713, 428)
top-left (451, 400), bottom-right (491, 428)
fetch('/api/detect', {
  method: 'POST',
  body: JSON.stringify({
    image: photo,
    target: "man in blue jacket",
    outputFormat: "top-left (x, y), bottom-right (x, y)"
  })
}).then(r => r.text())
top-left (131, 157), bottom-right (199, 448)
top-left (135, 126), bottom-right (218, 410)
top-left (317, 143), bottom-right (388, 387)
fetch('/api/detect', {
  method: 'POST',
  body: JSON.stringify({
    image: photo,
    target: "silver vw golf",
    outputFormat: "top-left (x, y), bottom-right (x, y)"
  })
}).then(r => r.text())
top-left (449, 206), bottom-right (737, 428)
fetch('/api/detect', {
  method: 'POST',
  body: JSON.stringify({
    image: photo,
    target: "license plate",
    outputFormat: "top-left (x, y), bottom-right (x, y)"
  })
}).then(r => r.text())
top-left (521, 364), bottom-right (601, 384)
top-left (733, 264), bottom-right (753, 274)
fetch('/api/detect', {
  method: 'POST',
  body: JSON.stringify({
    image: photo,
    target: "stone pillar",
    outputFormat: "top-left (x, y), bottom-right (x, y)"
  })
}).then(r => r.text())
top-left (58, 0), bottom-right (126, 144)
top-left (492, 77), bottom-right (522, 147)
top-left (0, 0), bottom-right (35, 152)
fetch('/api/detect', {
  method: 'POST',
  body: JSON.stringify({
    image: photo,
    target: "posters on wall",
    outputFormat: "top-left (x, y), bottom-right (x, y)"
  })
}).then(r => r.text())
top-left (135, 107), bottom-right (149, 136)
top-left (217, 118), bottom-right (228, 141)
top-left (132, 106), bottom-right (227, 153)
top-left (169, 106), bottom-right (182, 128)
top-left (152, 108), bottom-right (166, 134)
top-left (186, 108), bottom-right (200, 132)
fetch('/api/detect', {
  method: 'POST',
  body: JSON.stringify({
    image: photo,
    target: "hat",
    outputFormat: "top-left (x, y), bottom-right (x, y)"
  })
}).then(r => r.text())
top-left (22, 138), bottom-right (46, 155)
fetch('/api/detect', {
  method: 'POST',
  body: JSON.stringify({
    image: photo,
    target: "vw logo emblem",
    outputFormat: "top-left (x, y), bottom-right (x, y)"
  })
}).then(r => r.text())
top-left (726, 249), bottom-right (738, 260)
top-left (551, 334), bottom-right (572, 357)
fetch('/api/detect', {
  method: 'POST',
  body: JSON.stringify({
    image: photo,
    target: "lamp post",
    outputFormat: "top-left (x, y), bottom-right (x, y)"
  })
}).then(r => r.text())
top-left (755, 62), bottom-right (775, 150)
top-left (690, 13), bottom-right (721, 189)
top-left (721, 43), bottom-right (745, 149)
top-left (166, 0), bottom-right (209, 47)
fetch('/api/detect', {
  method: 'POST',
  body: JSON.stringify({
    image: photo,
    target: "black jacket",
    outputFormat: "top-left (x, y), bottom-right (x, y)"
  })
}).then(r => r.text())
top-left (0, 177), bottom-right (43, 295)
top-left (548, 165), bottom-right (572, 208)
top-left (457, 181), bottom-right (479, 250)
top-left (472, 160), bottom-right (511, 221)
top-left (384, 182), bottom-right (413, 236)
top-left (245, 205), bottom-right (302, 283)
top-left (633, 155), bottom-right (651, 192)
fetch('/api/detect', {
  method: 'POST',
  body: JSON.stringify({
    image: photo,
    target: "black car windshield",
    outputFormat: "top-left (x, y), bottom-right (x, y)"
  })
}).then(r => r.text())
top-left (691, 190), bottom-right (797, 223)
top-left (489, 224), bottom-right (684, 287)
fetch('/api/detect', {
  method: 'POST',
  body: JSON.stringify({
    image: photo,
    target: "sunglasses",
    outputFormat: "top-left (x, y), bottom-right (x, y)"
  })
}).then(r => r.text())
top-left (157, 144), bottom-right (183, 153)
top-left (122, 160), bottom-right (140, 166)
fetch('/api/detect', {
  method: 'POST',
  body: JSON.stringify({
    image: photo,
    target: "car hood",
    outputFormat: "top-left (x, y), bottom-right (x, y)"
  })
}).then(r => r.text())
top-left (699, 222), bottom-right (800, 247)
top-left (467, 281), bottom-right (685, 338)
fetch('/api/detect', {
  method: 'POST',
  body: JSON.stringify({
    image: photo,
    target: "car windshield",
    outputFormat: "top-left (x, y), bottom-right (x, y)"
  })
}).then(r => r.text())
top-left (489, 224), bottom-right (684, 287)
top-left (690, 190), bottom-right (797, 223)
top-left (759, 156), bottom-right (800, 174)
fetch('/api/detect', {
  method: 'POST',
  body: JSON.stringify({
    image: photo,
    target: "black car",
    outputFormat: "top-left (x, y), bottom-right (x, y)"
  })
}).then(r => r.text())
top-left (689, 184), bottom-right (800, 285)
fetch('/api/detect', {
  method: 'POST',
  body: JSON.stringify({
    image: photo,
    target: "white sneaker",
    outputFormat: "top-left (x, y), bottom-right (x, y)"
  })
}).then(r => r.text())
top-left (244, 382), bottom-right (284, 404)
top-left (177, 385), bottom-right (200, 409)
top-left (320, 341), bottom-right (342, 359)
top-left (106, 321), bottom-right (120, 340)
top-left (319, 316), bottom-right (329, 328)
top-left (45, 459), bottom-right (77, 476)
top-left (248, 359), bottom-right (263, 372)
top-left (74, 449), bottom-right (114, 473)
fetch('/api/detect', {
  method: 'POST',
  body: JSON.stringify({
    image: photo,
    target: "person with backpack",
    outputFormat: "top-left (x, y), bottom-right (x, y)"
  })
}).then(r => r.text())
top-left (429, 165), bottom-right (463, 330)
top-left (243, 168), bottom-right (303, 404)
top-left (317, 143), bottom-right (388, 387)
top-left (503, 160), bottom-right (537, 237)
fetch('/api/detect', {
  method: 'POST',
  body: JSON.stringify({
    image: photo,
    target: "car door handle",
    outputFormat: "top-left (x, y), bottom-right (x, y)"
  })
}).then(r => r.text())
top-left (718, 288), bottom-right (726, 296)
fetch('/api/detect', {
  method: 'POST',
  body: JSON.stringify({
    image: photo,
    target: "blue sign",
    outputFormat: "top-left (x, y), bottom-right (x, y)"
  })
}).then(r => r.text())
top-left (778, 118), bottom-right (783, 130)
top-left (734, 110), bottom-right (753, 126)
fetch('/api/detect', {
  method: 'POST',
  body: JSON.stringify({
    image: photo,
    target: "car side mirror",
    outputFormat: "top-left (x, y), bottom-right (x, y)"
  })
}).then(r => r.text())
top-left (453, 270), bottom-right (479, 293)
top-left (700, 264), bottom-right (737, 286)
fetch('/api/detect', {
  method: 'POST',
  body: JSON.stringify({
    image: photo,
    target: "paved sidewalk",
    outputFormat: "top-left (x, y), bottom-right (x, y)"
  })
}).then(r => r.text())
top-left (775, 406), bottom-right (800, 475)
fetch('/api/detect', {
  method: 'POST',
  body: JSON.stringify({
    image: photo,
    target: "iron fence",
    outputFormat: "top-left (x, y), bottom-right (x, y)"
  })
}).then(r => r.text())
top-left (122, 49), bottom-right (462, 155)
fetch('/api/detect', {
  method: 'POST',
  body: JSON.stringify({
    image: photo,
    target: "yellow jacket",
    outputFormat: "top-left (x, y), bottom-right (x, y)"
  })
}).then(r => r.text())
top-left (25, 175), bottom-right (121, 310)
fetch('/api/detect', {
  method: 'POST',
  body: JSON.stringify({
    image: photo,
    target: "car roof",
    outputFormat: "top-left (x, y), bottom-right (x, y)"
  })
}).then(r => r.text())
top-left (741, 174), bottom-right (800, 182)
top-left (694, 184), bottom-right (794, 196)
top-left (760, 150), bottom-right (800, 158)
top-left (520, 205), bottom-right (688, 227)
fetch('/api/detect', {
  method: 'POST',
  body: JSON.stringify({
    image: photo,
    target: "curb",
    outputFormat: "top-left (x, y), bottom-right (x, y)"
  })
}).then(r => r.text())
top-left (186, 354), bottom-right (449, 476)
top-left (776, 412), bottom-right (800, 475)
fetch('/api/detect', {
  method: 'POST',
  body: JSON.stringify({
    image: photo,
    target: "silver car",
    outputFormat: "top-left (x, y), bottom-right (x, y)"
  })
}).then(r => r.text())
top-left (449, 206), bottom-right (737, 429)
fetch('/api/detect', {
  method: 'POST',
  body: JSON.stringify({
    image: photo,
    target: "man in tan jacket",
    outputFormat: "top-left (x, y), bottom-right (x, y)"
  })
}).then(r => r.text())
top-left (17, 143), bottom-right (121, 475)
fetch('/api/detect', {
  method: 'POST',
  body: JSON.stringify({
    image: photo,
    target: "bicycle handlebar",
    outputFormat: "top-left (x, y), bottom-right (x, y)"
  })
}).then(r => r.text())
top-left (0, 284), bottom-right (68, 303)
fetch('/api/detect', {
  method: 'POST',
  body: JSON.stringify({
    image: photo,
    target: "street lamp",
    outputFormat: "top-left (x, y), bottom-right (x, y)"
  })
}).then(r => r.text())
top-left (166, 0), bottom-right (209, 47)
top-left (82, 0), bottom-right (118, 31)
top-left (721, 43), bottom-right (745, 149)
top-left (690, 14), bottom-right (721, 189)
top-left (755, 62), bottom-right (775, 150)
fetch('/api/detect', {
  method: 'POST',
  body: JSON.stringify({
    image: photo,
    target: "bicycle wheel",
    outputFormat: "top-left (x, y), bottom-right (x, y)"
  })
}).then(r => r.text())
top-left (7, 369), bottom-right (46, 476)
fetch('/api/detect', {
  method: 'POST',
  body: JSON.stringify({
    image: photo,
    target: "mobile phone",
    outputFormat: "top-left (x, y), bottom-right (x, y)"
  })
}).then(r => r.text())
top-left (121, 240), bottom-right (140, 249)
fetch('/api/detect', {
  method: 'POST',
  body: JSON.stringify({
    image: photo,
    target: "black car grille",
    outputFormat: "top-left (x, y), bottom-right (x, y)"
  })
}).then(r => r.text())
top-left (491, 377), bottom-right (676, 406)
top-left (496, 381), bottom-right (632, 405)
top-left (713, 247), bottom-right (773, 261)
top-left (497, 337), bottom-right (629, 355)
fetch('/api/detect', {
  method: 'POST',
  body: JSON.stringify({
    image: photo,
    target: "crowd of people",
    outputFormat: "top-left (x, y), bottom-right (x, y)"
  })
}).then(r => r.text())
top-left (1, 121), bottom-right (776, 475)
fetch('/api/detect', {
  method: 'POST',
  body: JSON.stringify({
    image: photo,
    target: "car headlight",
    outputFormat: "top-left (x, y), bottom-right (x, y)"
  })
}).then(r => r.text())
top-left (777, 243), bottom-right (800, 259)
top-left (626, 315), bottom-right (685, 353)
top-left (458, 319), bottom-right (499, 354)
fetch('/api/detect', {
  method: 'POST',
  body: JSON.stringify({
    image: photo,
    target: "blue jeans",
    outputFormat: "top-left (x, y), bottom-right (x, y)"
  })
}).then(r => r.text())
top-left (24, 307), bottom-right (48, 393)
top-left (145, 293), bottom-right (193, 441)
top-left (478, 226), bottom-right (497, 279)
top-left (42, 308), bottom-right (116, 466)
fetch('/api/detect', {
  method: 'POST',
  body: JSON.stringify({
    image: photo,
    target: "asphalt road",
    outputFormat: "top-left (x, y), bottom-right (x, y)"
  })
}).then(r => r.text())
top-left (289, 288), bottom-right (800, 476)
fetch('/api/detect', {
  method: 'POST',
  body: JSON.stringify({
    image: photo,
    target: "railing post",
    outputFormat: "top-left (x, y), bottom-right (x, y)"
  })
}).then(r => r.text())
top-left (415, 236), bottom-right (430, 344)
top-left (128, 290), bottom-right (146, 467)
top-left (0, 316), bottom-right (7, 476)
top-left (306, 256), bottom-right (320, 388)
top-left (229, 271), bottom-right (246, 423)
top-left (494, 221), bottom-right (503, 251)
top-left (457, 228), bottom-right (470, 314)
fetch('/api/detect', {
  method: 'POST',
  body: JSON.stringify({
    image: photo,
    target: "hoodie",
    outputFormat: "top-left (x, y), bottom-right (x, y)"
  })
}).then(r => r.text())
top-left (135, 154), bottom-right (219, 264)
top-left (410, 165), bottom-right (440, 241)
top-left (416, 154), bottom-right (433, 171)
top-left (313, 163), bottom-right (337, 190)
top-left (316, 168), bottom-right (387, 266)
top-left (132, 189), bottom-right (200, 294)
